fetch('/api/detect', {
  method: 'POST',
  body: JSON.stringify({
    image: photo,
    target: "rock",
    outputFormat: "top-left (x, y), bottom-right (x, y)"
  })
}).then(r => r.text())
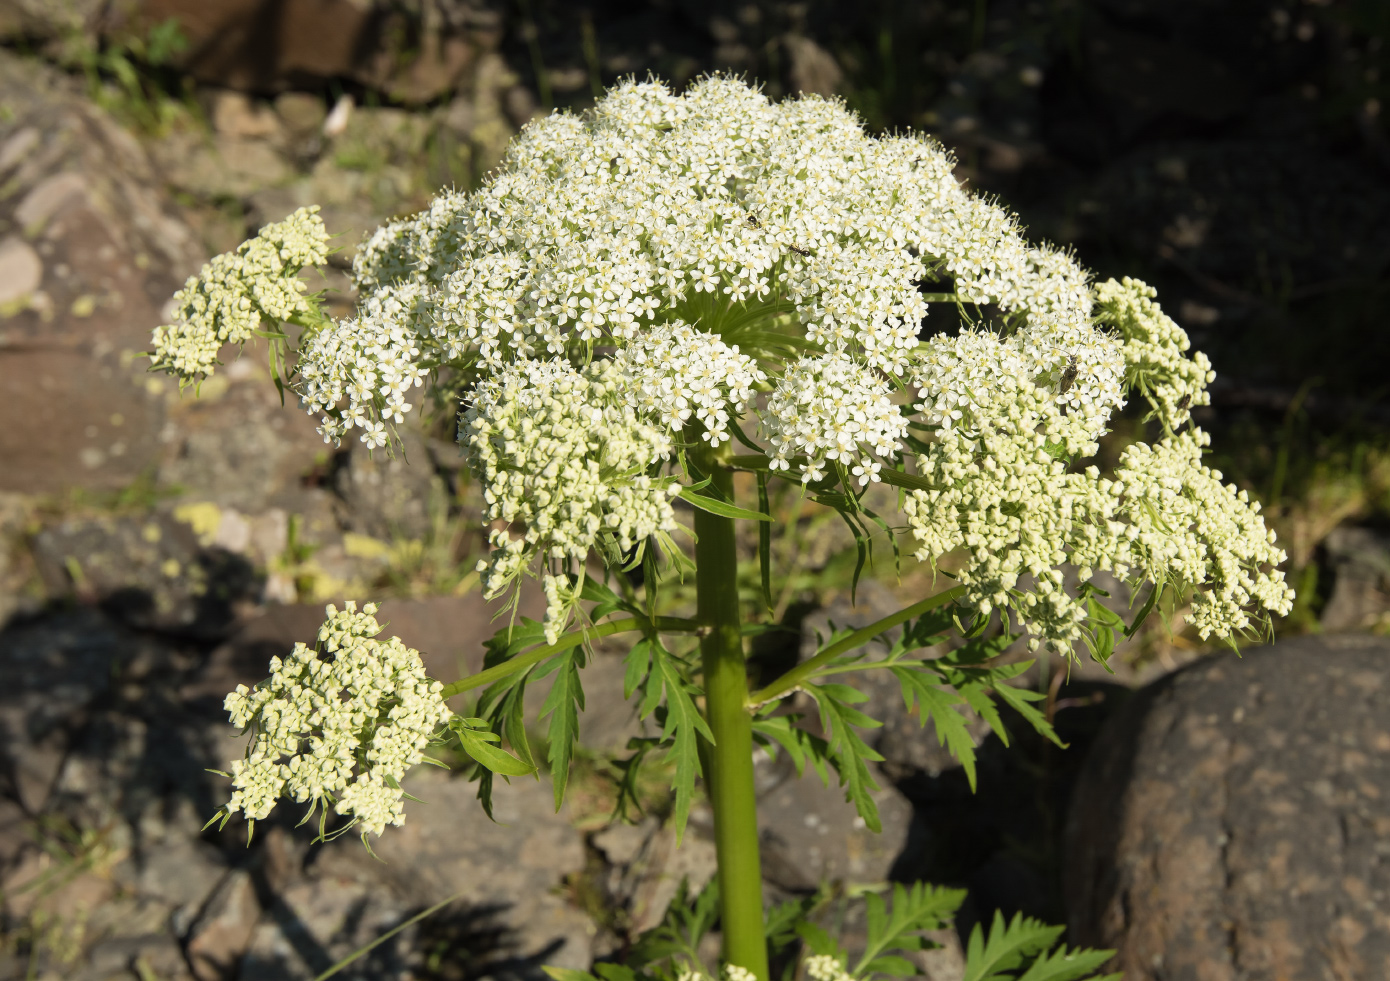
top-left (0, 50), bottom-right (205, 495)
top-left (122, 833), bottom-right (227, 911)
top-left (1064, 634), bottom-right (1390, 980)
top-left (784, 35), bottom-right (843, 97)
top-left (333, 428), bottom-right (449, 541)
top-left (0, 0), bottom-right (102, 40)
top-left (239, 876), bottom-right (413, 981)
top-left (110, 0), bottom-right (495, 104)
top-left (0, 234), bottom-right (42, 305)
top-left (154, 370), bottom-right (332, 515)
top-left (304, 770), bottom-right (594, 978)
top-left (1321, 525), bottom-right (1390, 632)
top-left (0, 608), bottom-right (139, 812)
top-left (591, 815), bottom-right (718, 937)
top-left (756, 759), bottom-right (914, 894)
top-left (30, 511), bottom-right (258, 637)
top-left (186, 869), bottom-right (261, 981)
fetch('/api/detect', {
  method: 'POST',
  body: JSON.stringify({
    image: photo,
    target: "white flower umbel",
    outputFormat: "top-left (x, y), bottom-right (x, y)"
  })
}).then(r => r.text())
top-left (221, 601), bottom-right (450, 837)
top-left (165, 76), bottom-right (1292, 655)
top-left (150, 206), bottom-right (329, 381)
top-left (617, 320), bottom-right (767, 445)
top-left (461, 358), bottom-right (679, 641)
top-left (761, 354), bottom-right (908, 485)
top-left (298, 291), bottom-right (429, 446)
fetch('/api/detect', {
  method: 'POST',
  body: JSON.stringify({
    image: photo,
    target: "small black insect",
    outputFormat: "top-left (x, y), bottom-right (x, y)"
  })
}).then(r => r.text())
top-left (745, 209), bottom-right (762, 229)
top-left (1059, 355), bottom-right (1079, 395)
top-left (1176, 393), bottom-right (1192, 411)
top-left (789, 245), bottom-right (812, 257)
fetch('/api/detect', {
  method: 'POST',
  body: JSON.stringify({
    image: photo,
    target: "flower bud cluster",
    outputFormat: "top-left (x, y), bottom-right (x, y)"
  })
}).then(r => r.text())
top-left (1095, 277), bottom-right (1214, 432)
top-left (1112, 430), bottom-right (1292, 638)
top-left (461, 359), bottom-right (678, 641)
top-left (904, 388), bottom-right (1292, 649)
top-left (617, 320), bottom-right (766, 445)
top-left (804, 956), bottom-right (854, 981)
top-left (221, 601), bottom-right (450, 836)
top-left (762, 355), bottom-right (908, 485)
top-left (150, 207), bottom-right (328, 380)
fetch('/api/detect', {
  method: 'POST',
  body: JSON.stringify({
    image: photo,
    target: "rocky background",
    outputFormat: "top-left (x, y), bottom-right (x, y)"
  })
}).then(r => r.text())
top-left (0, 1), bottom-right (1388, 979)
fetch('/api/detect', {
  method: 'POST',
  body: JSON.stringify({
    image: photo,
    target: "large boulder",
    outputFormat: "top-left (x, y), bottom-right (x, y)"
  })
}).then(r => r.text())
top-left (0, 50), bottom-right (204, 494)
top-left (1064, 633), bottom-right (1390, 980)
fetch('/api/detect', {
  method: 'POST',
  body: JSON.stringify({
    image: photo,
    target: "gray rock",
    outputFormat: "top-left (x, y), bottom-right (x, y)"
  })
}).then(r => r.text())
top-left (0, 50), bottom-right (204, 495)
top-left (756, 760), bottom-right (913, 894)
top-left (306, 771), bottom-right (594, 979)
top-left (187, 869), bottom-right (261, 981)
top-left (0, 608), bottom-right (136, 812)
top-left (1064, 633), bottom-right (1390, 980)
top-left (593, 815), bottom-right (718, 936)
top-left (122, 833), bottom-right (227, 912)
top-left (0, 234), bottom-right (42, 304)
top-left (332, 428), bottom-right (449, 542)
top-left (1321, 525), bottom-right (1390, 632)
top-left (239, 876), bottom-right (413, 981)
top-left (31, 511), bottom-right (258, 637)
top-left (0, 0), bottom-right (102, 41)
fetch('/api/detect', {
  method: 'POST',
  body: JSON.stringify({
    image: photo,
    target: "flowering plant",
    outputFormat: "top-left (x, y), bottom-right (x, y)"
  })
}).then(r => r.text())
top-left (162, 76), bottom-right (1291, 981)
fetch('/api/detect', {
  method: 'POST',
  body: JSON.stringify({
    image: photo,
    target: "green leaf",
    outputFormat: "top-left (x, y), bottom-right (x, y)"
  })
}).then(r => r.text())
top-left (804, 683), bottom-right (885, 832)
top-left (582, 573), bottom-right (638, 621)
top-left (481, 618), bottom-right (550, 668)
top-left (994, 683), bottom-right (1064, 749)
top-left (594, 964), bottom-right (638, 981)
top-left (890, 668), bottom-right (980, 791)
top-left (651, 642), bottom-right (714, 842)
top-left (678, 486), bottom-right (774, 521)
top-left (962, 911), bottom-right (1117, 981)
top-left (540, 651), bottom-right (585, 810)
top-left (751, 713), bottom-right (831, 785)
top-left (610, 736), bottom-right (661, 823)
top-left (624, 637), bottom-right (653, 699)
top-left (854, 882), bottom-right (966, 978)
top-left (455, 724), bottom-right (537, 777)
top-left (1124, 581), bottom-right (1161, 639)
top-left (543, 969), bottom-right (600, 981)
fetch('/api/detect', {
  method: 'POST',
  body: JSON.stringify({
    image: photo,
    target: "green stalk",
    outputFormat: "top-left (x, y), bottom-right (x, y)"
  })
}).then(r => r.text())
top-left (749, 585), bottom-right (966, 707)
top-left (437, 615), bottom-right (700, 699)
top-left (695, 463), bottom-right (769, 981)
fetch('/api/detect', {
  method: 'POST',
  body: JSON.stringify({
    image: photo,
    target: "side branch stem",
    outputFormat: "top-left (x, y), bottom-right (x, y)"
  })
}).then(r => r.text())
top-left (438, 615), bottom-right (700, 698)
top-left (748, 585), bottom-right (966, 706)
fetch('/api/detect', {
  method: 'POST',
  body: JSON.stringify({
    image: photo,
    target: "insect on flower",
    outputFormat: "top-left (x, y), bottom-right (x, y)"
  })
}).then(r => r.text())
top-left (1059, 354), bottom-right (1079, 395)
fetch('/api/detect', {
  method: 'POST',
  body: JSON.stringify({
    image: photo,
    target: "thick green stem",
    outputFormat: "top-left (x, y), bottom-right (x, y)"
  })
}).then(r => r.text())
top-left (695, 464), bottom-right (769, 981)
